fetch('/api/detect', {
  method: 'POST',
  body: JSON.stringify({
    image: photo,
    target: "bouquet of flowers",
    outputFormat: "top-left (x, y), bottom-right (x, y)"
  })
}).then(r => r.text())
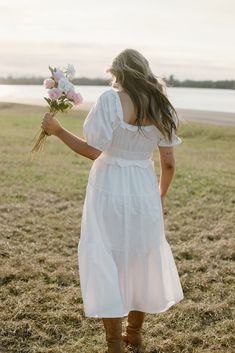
top-left (31, 64), bottom-right (83, 155)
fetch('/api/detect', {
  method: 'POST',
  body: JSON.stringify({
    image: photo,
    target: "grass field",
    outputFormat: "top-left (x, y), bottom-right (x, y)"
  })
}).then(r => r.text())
top-left (0, 102), bottom-right (234, 353)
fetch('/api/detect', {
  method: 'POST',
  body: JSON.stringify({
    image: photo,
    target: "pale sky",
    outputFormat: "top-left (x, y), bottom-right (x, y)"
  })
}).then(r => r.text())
top-left (0, 0), bottom-right (234, 80)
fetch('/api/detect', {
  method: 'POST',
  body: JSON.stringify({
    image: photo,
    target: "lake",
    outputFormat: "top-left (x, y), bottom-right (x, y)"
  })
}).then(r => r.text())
top-left (0, 84), bottom-right (234, 113)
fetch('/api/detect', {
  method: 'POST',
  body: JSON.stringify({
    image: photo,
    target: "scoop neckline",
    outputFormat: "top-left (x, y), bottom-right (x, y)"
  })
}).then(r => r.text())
top-left (111, 88), bottom-right (155, 128)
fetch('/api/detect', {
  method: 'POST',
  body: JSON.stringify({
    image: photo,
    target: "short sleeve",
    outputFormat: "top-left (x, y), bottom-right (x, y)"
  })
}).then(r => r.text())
top-left (158, 128), bottom-right (182, 147)
top-left (158, 115), bottom-right (182, 147)
top-left (83, 91), bottom-right (116, 151)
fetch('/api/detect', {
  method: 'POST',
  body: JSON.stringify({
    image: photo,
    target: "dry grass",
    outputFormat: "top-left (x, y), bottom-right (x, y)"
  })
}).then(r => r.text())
top-left (0, 102), bottom-right (234, 353)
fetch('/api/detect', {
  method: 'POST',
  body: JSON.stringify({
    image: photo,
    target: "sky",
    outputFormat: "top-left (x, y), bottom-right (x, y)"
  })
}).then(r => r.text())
top-left (0, 0), bottom-right (234, 80)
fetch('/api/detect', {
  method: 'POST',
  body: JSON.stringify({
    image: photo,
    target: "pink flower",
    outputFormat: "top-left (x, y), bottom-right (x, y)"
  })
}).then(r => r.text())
top-left (53, 68), bottom-right (65, 82)
top-left (43, 78), bottom-right (55, 89)
top-left (48, 88), bottom-right (63, 100)
top-left (66, 87), bottom-right (76, 100)
top-left (73, 92), bottom-right (83, 106)
top-left (66, 89), bottom-right (83, 105)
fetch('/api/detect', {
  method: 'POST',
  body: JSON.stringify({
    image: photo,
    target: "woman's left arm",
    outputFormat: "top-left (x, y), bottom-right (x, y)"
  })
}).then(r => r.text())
top-left (41, 113), bottom-right (102, 160)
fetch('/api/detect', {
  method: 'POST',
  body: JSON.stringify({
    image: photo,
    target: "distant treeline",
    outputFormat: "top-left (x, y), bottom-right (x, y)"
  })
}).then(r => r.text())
top-left (0, 76), bottom-right (110, 86)
top-left (167, 75), bottom-right (235, 90)
top-left (0, 75), bottom-right (234, 89)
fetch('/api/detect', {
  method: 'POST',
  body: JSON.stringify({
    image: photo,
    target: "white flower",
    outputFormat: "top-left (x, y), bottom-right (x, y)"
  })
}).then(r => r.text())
top-left (65, 64), bottom-right (76, 79)
top-left (53, 68), bottom-right (65, 82)
top-left (58, 77), bottom-right (73, 93)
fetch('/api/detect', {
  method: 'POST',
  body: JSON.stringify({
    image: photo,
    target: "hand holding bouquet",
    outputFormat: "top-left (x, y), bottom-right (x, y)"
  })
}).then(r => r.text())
top-left (31, 64), bottom-right (83, 155)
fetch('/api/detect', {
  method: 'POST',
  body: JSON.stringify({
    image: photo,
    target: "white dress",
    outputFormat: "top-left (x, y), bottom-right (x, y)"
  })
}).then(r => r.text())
top-left (78, 87), bottom-right (184, 318)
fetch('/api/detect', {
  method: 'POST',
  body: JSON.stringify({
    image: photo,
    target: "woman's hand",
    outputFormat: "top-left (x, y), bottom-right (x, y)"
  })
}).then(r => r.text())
top-left (41, 113), bottom-right (63, 136)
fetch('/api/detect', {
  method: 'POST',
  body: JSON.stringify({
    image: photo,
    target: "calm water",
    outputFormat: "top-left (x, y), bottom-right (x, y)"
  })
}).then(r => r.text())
top-left (0, 84), bottom-right (234, 113)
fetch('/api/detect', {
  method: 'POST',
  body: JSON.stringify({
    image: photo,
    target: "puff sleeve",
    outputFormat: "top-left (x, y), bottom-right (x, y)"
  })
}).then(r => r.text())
top-left (83, 91), bottom-right (116, 151)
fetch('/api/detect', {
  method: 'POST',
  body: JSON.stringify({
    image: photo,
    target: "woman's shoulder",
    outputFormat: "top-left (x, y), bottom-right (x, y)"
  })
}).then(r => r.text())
top-left (98, 87), bottom-right (117, 102)
top-left (95, 88), bottom-right (119, 115)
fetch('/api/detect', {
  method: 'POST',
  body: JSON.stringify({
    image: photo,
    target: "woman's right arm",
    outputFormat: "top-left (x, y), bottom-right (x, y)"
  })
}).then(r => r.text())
top-left (56, 127), bottom-right (102, 160)
top-left (41, 113), bottom-right (102, 160)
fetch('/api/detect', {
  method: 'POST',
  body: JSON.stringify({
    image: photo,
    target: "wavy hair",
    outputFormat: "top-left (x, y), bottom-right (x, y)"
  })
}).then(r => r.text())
top-left (105, 48), bottom-right (180, 142)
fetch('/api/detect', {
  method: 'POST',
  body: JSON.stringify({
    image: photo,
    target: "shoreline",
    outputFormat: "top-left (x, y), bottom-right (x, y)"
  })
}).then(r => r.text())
top-left (0, 100), bottom-right (234, 126)
top-left (177, 108), bottom-right (235, 126)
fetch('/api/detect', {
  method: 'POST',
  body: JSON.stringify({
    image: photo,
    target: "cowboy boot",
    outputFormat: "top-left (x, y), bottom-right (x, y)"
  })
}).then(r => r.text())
top-left (122, 310), bottom-right (145, 352)
top-left (102, 317), bottom-right (124, 353)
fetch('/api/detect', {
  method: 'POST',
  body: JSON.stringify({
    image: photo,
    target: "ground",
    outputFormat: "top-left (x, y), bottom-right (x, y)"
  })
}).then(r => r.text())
top-left (0, 103), bottom-right (234, 353)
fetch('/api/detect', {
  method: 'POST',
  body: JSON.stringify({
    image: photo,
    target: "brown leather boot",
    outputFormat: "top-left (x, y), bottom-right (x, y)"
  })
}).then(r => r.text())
top-left (102, 317), bottom-right (124, 353)
top-left (122, 310), bottom-right (145, 352)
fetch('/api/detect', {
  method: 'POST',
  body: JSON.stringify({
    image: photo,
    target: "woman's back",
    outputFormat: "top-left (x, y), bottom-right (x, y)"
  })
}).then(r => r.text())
top-left (116, 89), bottom-right (152, 126)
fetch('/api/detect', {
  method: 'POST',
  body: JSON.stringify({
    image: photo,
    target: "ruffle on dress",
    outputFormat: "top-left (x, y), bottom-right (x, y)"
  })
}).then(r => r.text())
top-left (111, 88), bottom-right (182, 146)
top-left (112, 88), bottom-right (155, 132)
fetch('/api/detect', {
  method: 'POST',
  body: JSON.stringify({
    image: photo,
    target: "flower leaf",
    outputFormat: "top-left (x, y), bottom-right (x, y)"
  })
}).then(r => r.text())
top-left (44, 97), bottom-right (51, 105)
top-left (48, 66), bottom-right (54, 75)
top-left (67, 102), bottom-right (73, 109)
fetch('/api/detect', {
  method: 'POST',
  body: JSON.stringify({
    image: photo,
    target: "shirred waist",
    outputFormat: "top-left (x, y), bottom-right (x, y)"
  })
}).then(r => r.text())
top-left (97, 152), bottom-right (154, 168)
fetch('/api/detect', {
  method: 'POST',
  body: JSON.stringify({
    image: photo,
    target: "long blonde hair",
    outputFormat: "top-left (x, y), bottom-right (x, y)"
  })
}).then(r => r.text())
top-left (105, 48), bottom-right (179, 142)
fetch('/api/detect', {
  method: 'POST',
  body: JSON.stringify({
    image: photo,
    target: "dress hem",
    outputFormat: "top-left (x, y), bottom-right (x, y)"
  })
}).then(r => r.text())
top-left (82, 296), bottom-right (184, 318)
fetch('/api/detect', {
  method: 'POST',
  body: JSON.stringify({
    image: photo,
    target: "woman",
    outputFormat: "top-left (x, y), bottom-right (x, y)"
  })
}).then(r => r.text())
top-left (42, 48), bottom-right (184, 353)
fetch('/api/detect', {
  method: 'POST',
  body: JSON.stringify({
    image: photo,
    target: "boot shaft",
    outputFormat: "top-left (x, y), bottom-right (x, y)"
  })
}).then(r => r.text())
top-left (123, 311), bottom-right (145, 351)
top-left (102, 318), bottom-right (124, 353)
